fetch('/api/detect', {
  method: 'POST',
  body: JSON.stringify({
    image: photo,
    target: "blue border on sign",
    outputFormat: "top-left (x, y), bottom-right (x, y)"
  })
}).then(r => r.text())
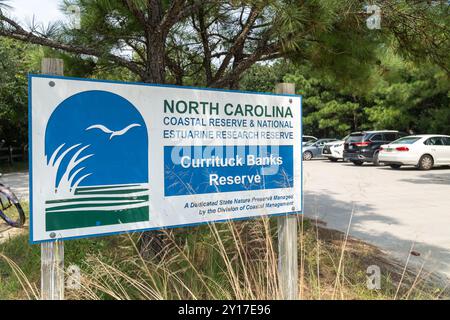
top-left (28, 75), bottom-right (34, 243)
top-left (28, 74), bottom-right (303, 244)
top-left (300, 95), bottom-right (304, 215)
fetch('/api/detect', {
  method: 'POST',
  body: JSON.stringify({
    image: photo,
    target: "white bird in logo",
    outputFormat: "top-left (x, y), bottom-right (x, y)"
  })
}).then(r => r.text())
top-left (86, 123), bottom-right (141, 140)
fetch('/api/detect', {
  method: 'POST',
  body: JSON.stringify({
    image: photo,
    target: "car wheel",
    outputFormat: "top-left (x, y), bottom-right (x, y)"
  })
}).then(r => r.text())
top-left (303, 151), bottom-right (313, 161)
top-left (418, 155), bottom-right (434, 170)
top-left (329, 158), bottom-right (338, 162)
top-left (373, 151), bottom-right (381, 166)
top-left (390, 164), bottom-right (401, 169)
top-left (352, 160), bottom-right (364, 166)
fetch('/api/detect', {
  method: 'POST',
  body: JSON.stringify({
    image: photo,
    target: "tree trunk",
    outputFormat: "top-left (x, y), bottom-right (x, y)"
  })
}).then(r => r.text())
top-left (139, 1), bottom-right (168, 258)
top-left (143, 32), bottom-right (166, 83)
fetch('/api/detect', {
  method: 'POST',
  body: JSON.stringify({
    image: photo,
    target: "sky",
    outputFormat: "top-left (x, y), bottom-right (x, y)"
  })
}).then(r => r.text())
top-left (6, 0), bottom-right (65, 26)
top-left (4, 0), bottom-right (133, 56)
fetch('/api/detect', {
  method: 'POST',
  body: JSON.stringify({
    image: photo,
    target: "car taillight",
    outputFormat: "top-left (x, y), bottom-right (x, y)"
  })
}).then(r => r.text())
top-left (354, 141), bottom-right (370, 147)
top-left (379, 147), bottom-right (384, 151)
top-left (396, 146), bottom-right (409, 152)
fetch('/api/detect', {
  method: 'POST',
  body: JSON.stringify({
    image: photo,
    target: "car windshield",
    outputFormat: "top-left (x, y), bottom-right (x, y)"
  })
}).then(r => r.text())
top-left (391, 137), bottom-right (421, 144)
top-left (346, 134), bottom-right (364, 143)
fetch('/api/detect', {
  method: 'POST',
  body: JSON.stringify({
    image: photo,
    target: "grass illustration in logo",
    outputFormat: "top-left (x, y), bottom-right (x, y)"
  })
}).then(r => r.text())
top-left (44, 91), bottom-right (149, 232)
top-left (45, 184), bottom-right (149, 231)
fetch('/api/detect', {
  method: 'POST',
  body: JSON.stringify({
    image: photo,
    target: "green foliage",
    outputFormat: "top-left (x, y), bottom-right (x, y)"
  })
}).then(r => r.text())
top-left (381, 0), bottom-right (450, 74)
top-left (287, 72), bottom-right (364, 137)
top-left (238, 62), bottom-right (291, 93)
top-left (284, 1), bottom-right (382, 87)
top-left (366, 61), bottom-right (450, 134)
top-left (242, 54), bottom-right (450, 137)
top-left (0, 38), bottom-right (140, 148)
top-left (0, 39), bottom-right (42, 146)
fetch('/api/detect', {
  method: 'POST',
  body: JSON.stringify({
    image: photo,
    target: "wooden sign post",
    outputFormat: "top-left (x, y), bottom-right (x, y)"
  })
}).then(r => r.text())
top-left (275, 83), bottom-right (298, 300)
top-left (40, 58), bottom-right (65, 300)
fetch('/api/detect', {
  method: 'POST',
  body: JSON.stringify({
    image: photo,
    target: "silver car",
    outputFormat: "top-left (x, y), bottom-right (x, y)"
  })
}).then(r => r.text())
top-left (302, 135), bottom-right (318, 146)
top-left (303, 139), bottom-right (338, 160)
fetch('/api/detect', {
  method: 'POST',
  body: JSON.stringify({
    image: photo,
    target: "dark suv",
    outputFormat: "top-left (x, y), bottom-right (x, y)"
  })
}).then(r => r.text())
top-left (343, 131), bottom-right (406, 166)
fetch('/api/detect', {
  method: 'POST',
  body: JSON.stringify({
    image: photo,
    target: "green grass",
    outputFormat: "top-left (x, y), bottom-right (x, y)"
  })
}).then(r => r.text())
top-left (0, 233), bottom-right (122, 299)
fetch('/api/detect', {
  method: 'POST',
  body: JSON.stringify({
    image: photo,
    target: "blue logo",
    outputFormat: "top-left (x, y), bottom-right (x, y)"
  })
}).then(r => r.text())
top-left (44, 90), bottom-right (149, 231)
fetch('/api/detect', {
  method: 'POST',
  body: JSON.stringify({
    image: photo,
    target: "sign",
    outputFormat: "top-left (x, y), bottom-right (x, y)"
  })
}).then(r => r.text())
top-left (29, 75), bottom-right (302, 243)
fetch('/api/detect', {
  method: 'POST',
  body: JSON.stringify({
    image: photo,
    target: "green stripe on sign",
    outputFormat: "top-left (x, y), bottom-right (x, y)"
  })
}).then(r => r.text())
top-left (46, 200), bottom-right (148, 212)
top-left (46, 206), bottom-right (149, 231)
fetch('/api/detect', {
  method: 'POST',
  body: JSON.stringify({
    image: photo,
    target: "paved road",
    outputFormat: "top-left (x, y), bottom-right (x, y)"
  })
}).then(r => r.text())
top-left (1, 172), bottom-right (29, 200)
top-left (2, 167), bottom-right (450, 280)
top-left (303, 160), bottom-right (450, 279)
top-left (0, 172), bottom-right (29, 242)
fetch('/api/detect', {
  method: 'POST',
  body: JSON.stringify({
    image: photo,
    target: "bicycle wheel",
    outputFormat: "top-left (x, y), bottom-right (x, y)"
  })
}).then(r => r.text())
top-left (0, 186), bottom-right (26, 228)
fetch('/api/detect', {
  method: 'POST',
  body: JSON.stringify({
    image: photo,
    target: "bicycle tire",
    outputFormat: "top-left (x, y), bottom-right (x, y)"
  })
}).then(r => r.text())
top-left (0, 185), bottom-right (26, 228)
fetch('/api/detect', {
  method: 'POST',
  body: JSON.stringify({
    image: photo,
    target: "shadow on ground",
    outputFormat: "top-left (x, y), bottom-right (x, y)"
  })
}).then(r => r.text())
top-left (303, 190), bottom-right (450, 285)
top-left (397, 173), bottom-right (450, 186)
top-left (0, 222), bottom-right (27, 244)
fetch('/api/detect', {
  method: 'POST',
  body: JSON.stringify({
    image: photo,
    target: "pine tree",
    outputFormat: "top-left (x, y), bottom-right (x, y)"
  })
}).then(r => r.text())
top-left (1, 1), bottom-right (448, 87)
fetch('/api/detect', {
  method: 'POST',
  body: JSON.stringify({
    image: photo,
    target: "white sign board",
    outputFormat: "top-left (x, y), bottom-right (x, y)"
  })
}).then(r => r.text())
top-left (29, 75), bottom-right (302, 243)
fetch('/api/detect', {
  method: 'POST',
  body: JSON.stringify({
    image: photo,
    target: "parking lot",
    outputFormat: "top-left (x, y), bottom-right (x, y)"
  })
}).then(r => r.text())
top-left (304, 160), bottom-right (450, 279)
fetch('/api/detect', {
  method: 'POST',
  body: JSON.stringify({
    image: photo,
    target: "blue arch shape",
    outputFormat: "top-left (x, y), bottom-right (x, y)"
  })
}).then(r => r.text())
top-left (45, 90), bottom-right (148, 188)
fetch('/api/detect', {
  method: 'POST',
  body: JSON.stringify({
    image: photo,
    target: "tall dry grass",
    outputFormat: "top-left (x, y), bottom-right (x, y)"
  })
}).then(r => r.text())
top-left (69, 218), bottom-right (282, 300)
top-left (1, 215), bottom-right (448, 300)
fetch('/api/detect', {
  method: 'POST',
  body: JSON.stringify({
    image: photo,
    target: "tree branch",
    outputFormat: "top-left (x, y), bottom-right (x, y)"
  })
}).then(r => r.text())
top-left (211, 6), bottom-right (261, 83)
top-left (193, 6), bottom-right (213, 84)
top-left (121, 0), bottom-right (147, 27)
top-left (160, 0), bottom-right (202, 35)
top-left (0, 13), bottom-right (145, 78)
top-left (210, 41), bottom-right (282, 88)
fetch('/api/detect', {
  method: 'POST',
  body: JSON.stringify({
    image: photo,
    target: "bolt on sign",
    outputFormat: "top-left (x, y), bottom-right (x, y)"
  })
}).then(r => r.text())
top-left (29, 75), bottom-right (302, 243)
